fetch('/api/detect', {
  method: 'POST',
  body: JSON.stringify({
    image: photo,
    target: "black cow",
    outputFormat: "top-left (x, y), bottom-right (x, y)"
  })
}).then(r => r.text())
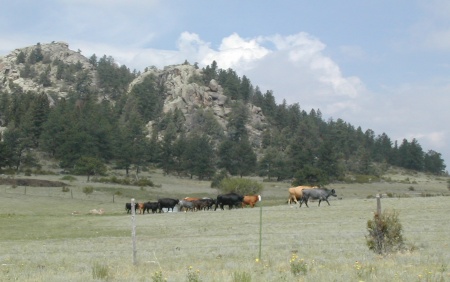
top-left (144, 201), bottom-right (160, 214)
top-left (300, 188), bottom-right (337, 207)
top-left (125, 202), bottom-right (139, 214)
top-left (200, 197), bottom-right (216, 210)
top-left (215, 193), bottom-right (244, 210)
top-left (157, 198), bottom-right (180, 213)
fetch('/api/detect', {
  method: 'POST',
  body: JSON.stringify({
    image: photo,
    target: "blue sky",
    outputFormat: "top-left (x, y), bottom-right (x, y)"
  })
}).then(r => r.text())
top-left (1, 0), bottom-right (449, 167)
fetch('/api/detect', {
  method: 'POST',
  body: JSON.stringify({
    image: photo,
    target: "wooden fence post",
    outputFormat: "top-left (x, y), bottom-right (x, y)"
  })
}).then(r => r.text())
top-left (131, 198), bottom-right (137, 265)
top-left (376, 194), bottom-right (381, 215)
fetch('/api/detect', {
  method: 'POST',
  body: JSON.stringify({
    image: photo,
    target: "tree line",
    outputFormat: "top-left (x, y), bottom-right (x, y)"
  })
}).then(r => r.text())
top-left (0, 48), bottom-right (446, 186)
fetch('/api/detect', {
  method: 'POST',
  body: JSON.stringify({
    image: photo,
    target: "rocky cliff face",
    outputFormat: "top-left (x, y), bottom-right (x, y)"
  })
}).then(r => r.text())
top-left (0, 42), bottom-right (266, 146)
top-left (138, 64), bottom-right (266, 145)
top-left (0, 42), bottom-right (97, 104)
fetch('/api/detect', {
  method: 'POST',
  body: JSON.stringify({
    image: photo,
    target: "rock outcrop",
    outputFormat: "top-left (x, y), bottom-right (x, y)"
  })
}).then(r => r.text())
top-left (0, 42), bottom-right (266, 147)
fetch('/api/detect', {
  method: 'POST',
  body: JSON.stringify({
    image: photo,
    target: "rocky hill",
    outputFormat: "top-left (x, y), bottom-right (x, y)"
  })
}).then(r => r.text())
top-left (0, 42), bottom-right (266, 146)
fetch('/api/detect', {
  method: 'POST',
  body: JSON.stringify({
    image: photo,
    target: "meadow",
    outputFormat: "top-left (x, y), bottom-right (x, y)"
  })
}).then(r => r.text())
top-left (0, 169), bottom-right (449, 281)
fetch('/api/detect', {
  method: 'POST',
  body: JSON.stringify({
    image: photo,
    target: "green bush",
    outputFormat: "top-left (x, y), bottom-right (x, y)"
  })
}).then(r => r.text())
top-left (218, 178), bottom-right (263, 195)
top-left (82, 186), bottom-right (94, 196)
top-left (366, 210), bottom-right (405, 255)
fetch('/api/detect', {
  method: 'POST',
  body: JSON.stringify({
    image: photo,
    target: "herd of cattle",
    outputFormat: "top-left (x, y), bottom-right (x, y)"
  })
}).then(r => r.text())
top-left (125, 186), bottom-right (337, 214)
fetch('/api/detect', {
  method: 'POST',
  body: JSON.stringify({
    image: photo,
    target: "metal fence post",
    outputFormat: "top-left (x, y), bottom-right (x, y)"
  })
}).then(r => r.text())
top-left (131, 198), bottom-right (137, 265)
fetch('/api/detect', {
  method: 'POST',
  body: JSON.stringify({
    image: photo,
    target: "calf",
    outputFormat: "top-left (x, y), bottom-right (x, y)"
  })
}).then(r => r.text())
top-left (301, 188), bottom-right (337, 207)
top-left (137, 202), bottom-right (146, 214)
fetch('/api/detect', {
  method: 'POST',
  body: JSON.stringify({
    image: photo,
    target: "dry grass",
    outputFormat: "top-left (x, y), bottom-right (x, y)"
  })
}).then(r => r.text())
top-left (0, 169), bottom-right (449, 281)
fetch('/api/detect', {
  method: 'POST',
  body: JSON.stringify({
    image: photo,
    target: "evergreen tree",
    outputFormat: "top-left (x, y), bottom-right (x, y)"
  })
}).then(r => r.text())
top-left (227, 100), bottom-right (249, 141)
top-left (20, 93), bottom-right (50, 147)
top-left (183, 134), bottom-right (216, 179)
top-left (424, 150), bottom-right (446, 175)
top-left (129, 74), bottom-right (163, 121)
top-left (39, 98), bottom-right (71, 156)
top-left (159, 122), bottom-right (178, 174)
top-left (239, 75), bottom-right (252, 102)
top-left (16, 51), bottom-right (26, 64)
top-left (74, 156), bottom-right (106, 181)
top-left (218, 137), bottom-right (256, 177)
top-left (2, 127), bottom-right (33, 171)
top-left (89, 54), bottom-right (98, 67)
top-left (258, 146), bottom-right (290, 181)
top-left (202, 61), bottom-right (218, 84)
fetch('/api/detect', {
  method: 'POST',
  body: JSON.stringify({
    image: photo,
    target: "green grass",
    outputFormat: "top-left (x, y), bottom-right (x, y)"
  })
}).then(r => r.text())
top-left (0, 169), bottom-right (449, 281)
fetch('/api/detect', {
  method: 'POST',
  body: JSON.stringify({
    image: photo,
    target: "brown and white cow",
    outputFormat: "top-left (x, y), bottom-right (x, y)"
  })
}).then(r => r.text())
top-left (242, 195), bottom-right (261, 208)
top-left (287, 186), bottom-right (318, 205)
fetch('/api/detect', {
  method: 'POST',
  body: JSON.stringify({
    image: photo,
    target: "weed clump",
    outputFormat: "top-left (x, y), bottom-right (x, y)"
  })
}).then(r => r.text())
top-left (232, 270), bottom-right (251, 282)
top-left (92, 262), bottom-right (109, 280)
top-left (366, 210), bottom-right (405, 254)
top-left (289, 253), bottom-right (307, 276)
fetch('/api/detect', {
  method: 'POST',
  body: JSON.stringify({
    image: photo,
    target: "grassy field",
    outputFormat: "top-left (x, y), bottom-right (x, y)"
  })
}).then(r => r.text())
top-left (0, 169), bottom-right (449, 281)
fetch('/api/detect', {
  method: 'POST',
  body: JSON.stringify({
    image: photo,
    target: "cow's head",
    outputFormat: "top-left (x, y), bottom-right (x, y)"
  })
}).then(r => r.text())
top-left (330, 189), bottom-right (337, 197)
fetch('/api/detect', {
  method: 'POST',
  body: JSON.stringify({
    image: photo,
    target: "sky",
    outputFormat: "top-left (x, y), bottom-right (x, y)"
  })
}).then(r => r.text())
top-left (1, 0), bottom-right (449, 168)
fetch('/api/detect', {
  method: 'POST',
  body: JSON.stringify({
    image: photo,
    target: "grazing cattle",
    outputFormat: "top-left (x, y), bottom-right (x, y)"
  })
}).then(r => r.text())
top-left (287, 186), bottom-right (318, 205)
top-left (183, 197), bottom-right (201, 202)
top-left (301, 188), bottom-right (337, 207)
top-left (157, 198), bottom-right (180, 213)
top-left (242, 195), bottom-right (262, 208)
top-left (178, 199), bottom-right (195, 212)
top-left (144, 202), bottom-right (160, 214)
top-left (215, 193), bottom-right (244, 210)
top-left (191, 199), bottom-right (209, 211)
top-left (137, 202), bottom-right (146, 214)
top-left (200, 197), bottom-right (216, 210)
top-left (125, 203), bottom-right (138, 213)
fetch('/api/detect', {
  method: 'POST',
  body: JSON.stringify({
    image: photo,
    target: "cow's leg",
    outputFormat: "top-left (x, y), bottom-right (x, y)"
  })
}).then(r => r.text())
top-left (325, 199), bottom-right (330, 205)
top-left (318, 200), bottom-right (321, 206)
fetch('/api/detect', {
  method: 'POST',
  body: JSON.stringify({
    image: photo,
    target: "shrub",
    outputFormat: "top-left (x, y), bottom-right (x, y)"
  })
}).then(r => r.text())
top-left (82, 186), bottom-right (94, 196)
top-left (61, 186), bottom-right (70, 193)
top-left (218, 178), bottom-right (263, 195)
top-left (366, 210), bottom-right (405, 255)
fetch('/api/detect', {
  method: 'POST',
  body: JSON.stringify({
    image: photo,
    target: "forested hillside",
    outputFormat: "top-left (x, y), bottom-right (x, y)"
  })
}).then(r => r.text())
top-left (0, 42), bottom-right (446, 185)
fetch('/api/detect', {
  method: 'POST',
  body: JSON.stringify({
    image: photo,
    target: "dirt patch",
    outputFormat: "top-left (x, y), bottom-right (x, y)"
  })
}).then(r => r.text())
top-left (0, 178), bottom-right (68, 187)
